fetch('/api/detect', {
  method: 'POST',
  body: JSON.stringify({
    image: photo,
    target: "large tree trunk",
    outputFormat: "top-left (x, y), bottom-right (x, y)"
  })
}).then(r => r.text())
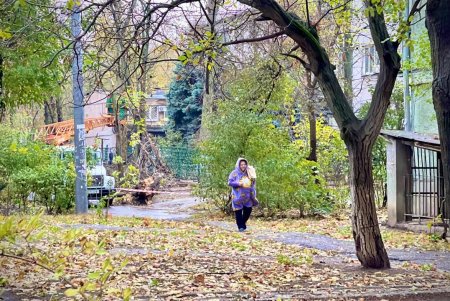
top-left (111, 0), bottom-right (137, 172)
top-left (343, 33), bottom-right (354, 106)
top-left (319, 63), bottom-right (393, 269)
top-left (348, 140), bottom-right (390, 268)
top-left (426, 0), bottom-right (450, 221)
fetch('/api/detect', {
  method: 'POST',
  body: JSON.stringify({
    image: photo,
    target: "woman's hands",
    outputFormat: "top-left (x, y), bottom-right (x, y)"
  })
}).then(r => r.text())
top-left (239, 177), bottom-right (252, 188)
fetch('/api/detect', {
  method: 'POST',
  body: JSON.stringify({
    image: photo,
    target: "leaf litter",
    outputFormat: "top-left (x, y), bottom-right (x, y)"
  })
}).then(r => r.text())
top-left (1, 213), bottom-right (450, 300)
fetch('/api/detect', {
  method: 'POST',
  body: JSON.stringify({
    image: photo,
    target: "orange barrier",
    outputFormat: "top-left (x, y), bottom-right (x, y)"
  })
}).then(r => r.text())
top-left (36, 114), bottom-right (122, 145)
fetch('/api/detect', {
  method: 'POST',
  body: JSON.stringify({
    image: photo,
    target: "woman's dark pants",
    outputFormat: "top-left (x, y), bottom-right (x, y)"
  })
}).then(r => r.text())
top-left (235, 206), bottom-right (252, 230)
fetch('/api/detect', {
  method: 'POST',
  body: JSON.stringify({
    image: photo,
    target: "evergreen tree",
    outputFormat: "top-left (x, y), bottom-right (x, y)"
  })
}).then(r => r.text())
top-left (166, 63), bottom-right (204, 139)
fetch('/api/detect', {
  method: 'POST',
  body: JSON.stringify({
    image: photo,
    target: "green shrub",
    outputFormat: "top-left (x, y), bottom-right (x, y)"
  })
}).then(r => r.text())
top-left (197, 101), bottom-right (329, 216)
top-left (0, 126), bottom-right (75, 214)
top-left (197, 61), bottom-right (349, 215)
top-left (292, 118), bottom-right (350, 209)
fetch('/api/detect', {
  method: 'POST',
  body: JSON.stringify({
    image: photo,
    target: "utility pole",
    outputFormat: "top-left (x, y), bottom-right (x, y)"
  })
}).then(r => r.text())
top-left (403, 0), bottom-right (412, 132)
top-left (72, 3), bottom-right (88, 213)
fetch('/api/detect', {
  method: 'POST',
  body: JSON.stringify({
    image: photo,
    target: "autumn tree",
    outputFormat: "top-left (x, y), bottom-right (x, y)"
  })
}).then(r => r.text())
top-left (230, 0), bottom-right (416, 268)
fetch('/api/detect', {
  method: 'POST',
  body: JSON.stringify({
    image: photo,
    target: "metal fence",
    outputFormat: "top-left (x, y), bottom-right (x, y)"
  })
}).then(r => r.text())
top-left (159, 146), bottom-right (201, 181)
top-left (405, 146), bottom-right (447, 221)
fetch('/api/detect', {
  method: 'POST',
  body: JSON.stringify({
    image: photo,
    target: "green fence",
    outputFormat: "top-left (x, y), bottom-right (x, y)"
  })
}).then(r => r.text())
top-left (159, 146), bottom-right (200, 181)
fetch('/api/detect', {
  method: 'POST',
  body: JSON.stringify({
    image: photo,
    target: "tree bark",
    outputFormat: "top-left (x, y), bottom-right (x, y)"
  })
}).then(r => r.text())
top-left (110, 0), bottom-right (137, 170)
top-left (307, 106), bottom-right (317, 162)
top-left (0, 55), bottom-right (5, 123)
top-left (305, 71), bottom-right (318, 162)
top-left (56, 97), bottom-right (63, 122)
top-left (348, 139), bottom-right (390, 268)
top-left (426, 0), bottom-right (450, 221)
top-left (343, 33), bottom-right (353, 106)
top-left (44, 99), bottom-right (55, 125)
top-left (44, 101), bottom-right (53, 124)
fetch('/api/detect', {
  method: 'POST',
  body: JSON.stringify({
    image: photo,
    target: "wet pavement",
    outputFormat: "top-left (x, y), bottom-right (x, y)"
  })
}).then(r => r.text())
top-left (106, 197), bottom-right (200, 220)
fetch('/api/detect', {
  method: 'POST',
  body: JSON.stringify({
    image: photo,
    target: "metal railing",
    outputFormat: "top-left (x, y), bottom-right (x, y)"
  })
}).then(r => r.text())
top-left (405, 146), bottom-right (447, 222)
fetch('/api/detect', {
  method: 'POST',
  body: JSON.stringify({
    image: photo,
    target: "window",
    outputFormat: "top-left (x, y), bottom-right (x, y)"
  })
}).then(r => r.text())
top-left (148, 106), bottom-right (167, 122)
top-left (158, 106), bottom-right (167, 121)
top-left (149, 106), bottom-right (158, 121)
top-left (362, 45), bottom-right (380, 75)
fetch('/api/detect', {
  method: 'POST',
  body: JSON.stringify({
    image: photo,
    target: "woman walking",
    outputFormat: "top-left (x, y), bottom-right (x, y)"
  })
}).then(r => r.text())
top-left (228, 158), bottom-right (258, 232)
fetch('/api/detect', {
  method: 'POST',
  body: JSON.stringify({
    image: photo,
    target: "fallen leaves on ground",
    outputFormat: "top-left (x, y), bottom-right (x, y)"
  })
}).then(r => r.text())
top-left (2, 213), bottom-right (450, 300)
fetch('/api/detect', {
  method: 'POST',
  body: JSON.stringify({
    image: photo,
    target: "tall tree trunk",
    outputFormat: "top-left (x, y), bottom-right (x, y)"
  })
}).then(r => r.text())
top-left (348, 139), bottom-right (390, 268)
top-left (199, 0), bottom-right (217, 140)
top-left (305, 71), bottom-right (318, 162)
top-left (426, 0), bottom-right (450, 222)
top-left (111, 0), bottom-right (137, 171)
top-left (44, 99), bottom-right (55, 124)
top-left (307, 106), bottom-right (317, 162)
top-left (56, 97), bottom-right (63, 122)
top-left (137, 2), bottom-right (151, 178)
top-left (44, 101), bottom-right (53, 124)
top-left (0, 55), bottom-right (5, 123)
top-left (44, 96), bottom-right (62, 124)
top-left (318, 64), bottom-right (393, 269)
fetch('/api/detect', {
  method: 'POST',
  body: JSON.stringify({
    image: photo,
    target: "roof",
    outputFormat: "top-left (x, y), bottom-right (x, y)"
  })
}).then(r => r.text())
top-left (149, 89), bottom-right (167, 99)
top-left (380, 129), bottom-right (440, 151)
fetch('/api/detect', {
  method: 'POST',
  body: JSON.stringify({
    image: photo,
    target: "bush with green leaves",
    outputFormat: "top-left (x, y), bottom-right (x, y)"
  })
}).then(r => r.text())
top-left (196, 60), bottom-right (355, 215)
top-left (0, 126), bottom-right (75, 214)
top-left (291, 118), bottom-right (350, 209)
top-left (197, 100), bottom-right (329, 216)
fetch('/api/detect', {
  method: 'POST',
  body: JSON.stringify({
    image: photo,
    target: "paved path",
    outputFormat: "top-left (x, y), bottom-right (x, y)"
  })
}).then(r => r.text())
top-left (106, 197), bottom-right (200, 220)
top-left (210, 220), bottom-right (450, 271)
top-left (93, 198), bottom-right (450, 272)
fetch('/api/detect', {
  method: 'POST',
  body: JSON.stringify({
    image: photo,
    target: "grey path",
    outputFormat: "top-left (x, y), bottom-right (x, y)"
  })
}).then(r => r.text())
top-left (210, 220), bottom-right (450, 271)
top-left (263, 230), bottom-right (450, 271)
top-left (87, 197), bottom-right (450, 272)
top-left (106, 197), bottom-right (200, 220)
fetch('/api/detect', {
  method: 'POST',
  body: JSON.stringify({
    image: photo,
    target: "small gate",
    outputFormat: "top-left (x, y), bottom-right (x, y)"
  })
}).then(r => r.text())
top-left (159, 146), bottom-right (200, 181)
top-left (405, 146), bottom-right (446, 221)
